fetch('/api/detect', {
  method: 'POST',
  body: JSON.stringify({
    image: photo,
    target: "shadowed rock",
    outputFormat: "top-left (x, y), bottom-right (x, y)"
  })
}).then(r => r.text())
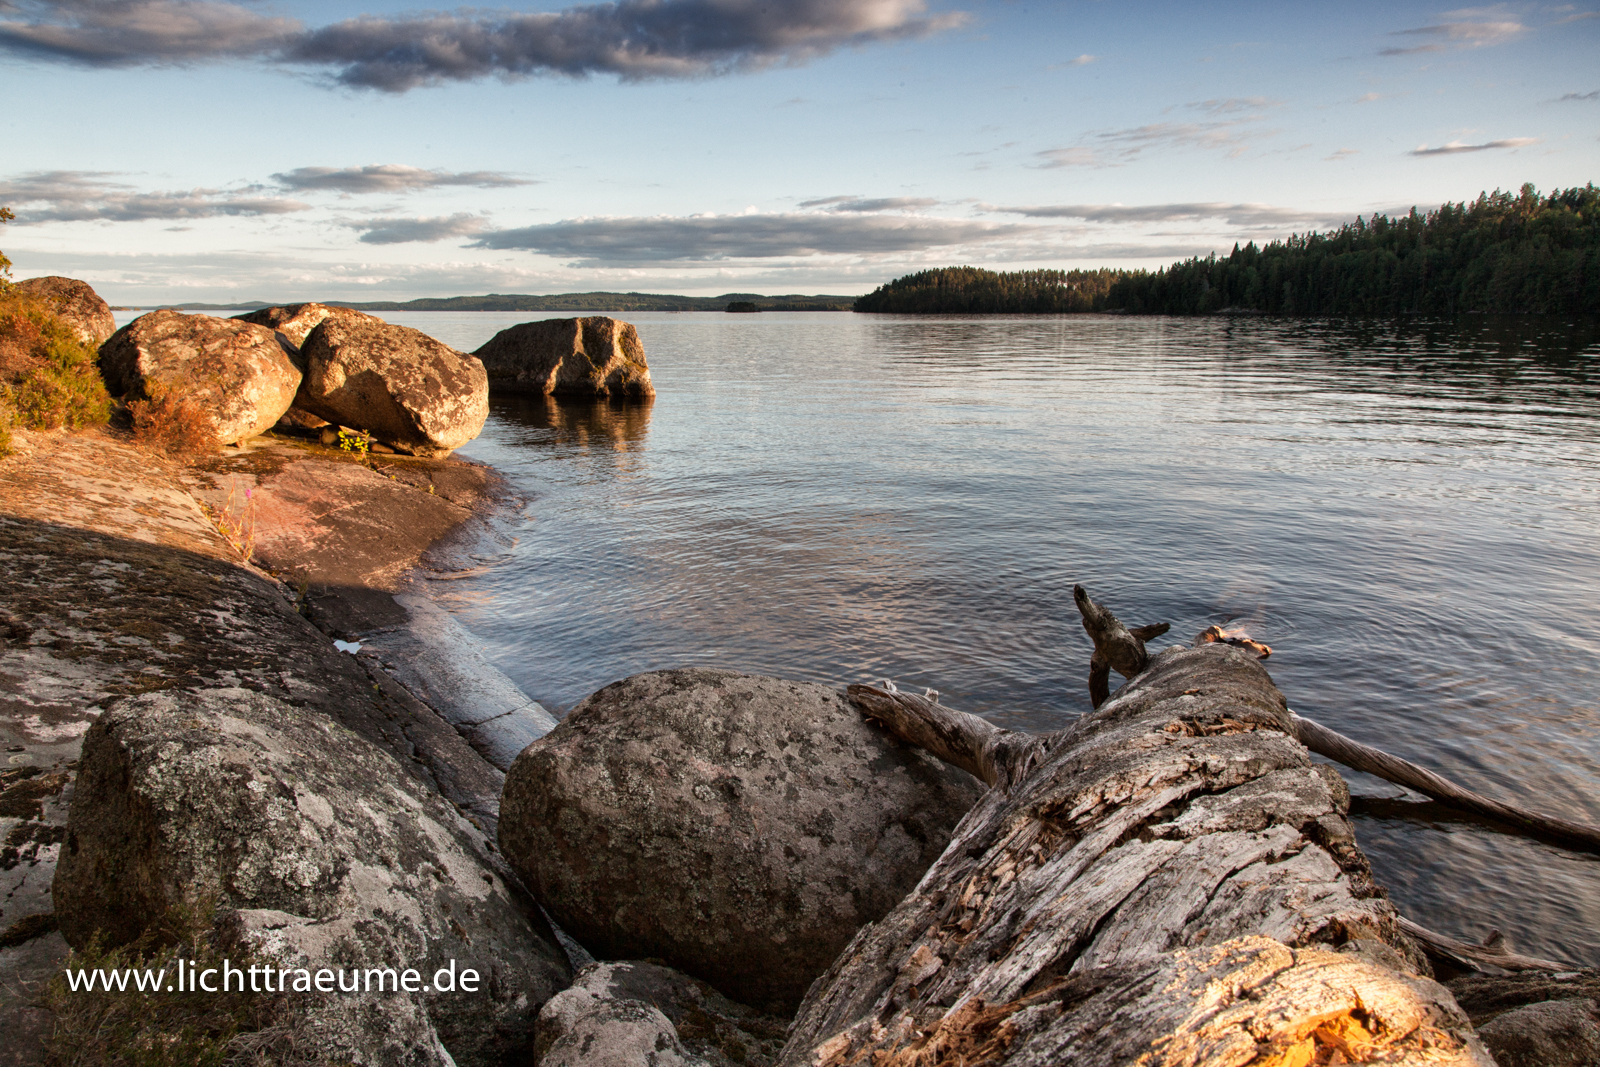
top-left (12, 276), bottom-right (115, 346)
top-left (474, 316), bottom-right (655, 398)
top-left (297, 316), bottom-right (488, 457)
top-left (98, 309), bottom-right (300, 445)
top-left (53, 687), bottom-right (570, 1066)
top-left (1477, 998), bottom-right (1600, 1067)
top-left (498, 667), bottom-right (983, 1012)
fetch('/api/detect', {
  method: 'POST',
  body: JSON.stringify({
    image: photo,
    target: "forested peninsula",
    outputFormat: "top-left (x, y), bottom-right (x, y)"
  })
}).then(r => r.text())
top-left (856, 183), bottom-right (1600, 316)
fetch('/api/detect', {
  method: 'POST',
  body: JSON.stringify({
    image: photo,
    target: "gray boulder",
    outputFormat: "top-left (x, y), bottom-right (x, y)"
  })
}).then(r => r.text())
top-left (12, 275), bottom-right (116, 346)
top-left (233, 301), bottom-right (379, 352)
top-left (53, 687), bottom-right (571, 1066)
top-left (536, 961), bottom-right (788, 1067)
top-left (473, 316), bottom-right (655, 398)
top-left (1477, 998), bottom-right (1600, 1067)
top-left (98, 309), bottom-right (300, 445)
top-left (298, 316), bottom-right (488, 457)
top-left (499, 668), bottom-right (983, 1012)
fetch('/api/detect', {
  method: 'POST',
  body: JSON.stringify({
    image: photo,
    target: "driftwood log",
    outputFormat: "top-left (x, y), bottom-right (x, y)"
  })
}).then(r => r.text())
top-left (780, 589), bottom-right (1493, 1066)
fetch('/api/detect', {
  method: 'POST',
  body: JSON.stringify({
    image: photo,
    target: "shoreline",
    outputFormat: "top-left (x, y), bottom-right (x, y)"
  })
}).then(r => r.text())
top-left (0, 423), bottom-right (558, 1059)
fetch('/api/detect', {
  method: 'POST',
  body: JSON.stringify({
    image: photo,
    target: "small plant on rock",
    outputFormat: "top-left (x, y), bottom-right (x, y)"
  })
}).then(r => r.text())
top-left (200, 477), bottom-right (257, 562)
top-left (128, 379), bottom-right (218, 456)
top-left (336, 427), bottom-right (370, 455)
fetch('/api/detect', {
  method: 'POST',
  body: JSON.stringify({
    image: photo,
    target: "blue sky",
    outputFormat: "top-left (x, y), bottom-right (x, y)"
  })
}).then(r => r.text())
top-left (2, 0), bottom-right (1595, 302)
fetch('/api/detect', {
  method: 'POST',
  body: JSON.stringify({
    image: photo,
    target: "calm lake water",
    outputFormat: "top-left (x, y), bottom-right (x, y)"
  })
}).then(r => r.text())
top-left (122, 308), bottom-right (1600, 968)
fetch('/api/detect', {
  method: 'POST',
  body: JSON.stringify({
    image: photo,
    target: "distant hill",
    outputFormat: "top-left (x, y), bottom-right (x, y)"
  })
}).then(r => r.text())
top-left (853, 267), bottom-right (1127, 314)
top-left (146, 292), bottom-right (857, 313)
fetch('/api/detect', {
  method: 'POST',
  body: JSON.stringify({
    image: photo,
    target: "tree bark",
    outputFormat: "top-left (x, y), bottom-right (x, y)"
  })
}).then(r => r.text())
top-left (780, 591), bottom-right (1493, 1067)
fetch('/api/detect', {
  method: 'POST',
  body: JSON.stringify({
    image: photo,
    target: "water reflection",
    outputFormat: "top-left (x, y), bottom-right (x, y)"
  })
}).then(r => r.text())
top-left (491, 394), bottom-right (654, 452)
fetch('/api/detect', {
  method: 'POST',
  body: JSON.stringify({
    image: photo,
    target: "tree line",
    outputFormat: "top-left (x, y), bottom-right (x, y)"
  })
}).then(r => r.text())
top-left (854, 184), bottom-right (1599, 316)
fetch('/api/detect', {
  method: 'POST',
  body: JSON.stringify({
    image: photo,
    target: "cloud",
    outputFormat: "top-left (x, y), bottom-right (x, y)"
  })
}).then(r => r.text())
top-left (0, 0), bottom-right (297, 65)
top-left (469, 212), bottom-right (1031, 265)
top-left (1033, 146), bottom-right (1104, 168)
top-left (1187, 96), bottom-right (1277, 114)
top-left (1356, 92), bottom-right (1383, 102)
top-left (1325, 148), bottom-right (1359, 160)
top-left (288, 0), bottom-right (969, 92)
top-left (273, 164), bottom-right (530, 194)
top-left (1035, 97), bottom-right (1279, 167)
top-left (0, 170), bottom-right (309, 222)
top-left (1381, 14), bottom-right (1523, 55)
top-left (348, 213), bottom-right (489, 244)
top-left (1557, 90), bottom-right (1599, 101)
top-left (1409, 137), bottom-right (1539, 155)
top-left (797, 195), bottom-right (941, 212)
top-left (983, 201), bottom-right (1345, 227)
top-left (0, 0), bottom-right (967, 91)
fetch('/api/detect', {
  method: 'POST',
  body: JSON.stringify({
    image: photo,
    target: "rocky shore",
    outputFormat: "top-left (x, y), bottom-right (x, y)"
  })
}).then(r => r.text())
top-left (3, 284), bottom-right (1597, 1066)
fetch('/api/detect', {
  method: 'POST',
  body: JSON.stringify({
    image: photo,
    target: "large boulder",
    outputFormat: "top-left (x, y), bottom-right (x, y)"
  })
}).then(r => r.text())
top-left (233, 301), bottom-right (379, 352)
top-left (12, 275), bottom-right (116, 346)
top-left (53, 687), bottom-right (571, 1066)
top-left (98, 309), bottom-right (300, 445)
top-left (473, 316), bottom-right (655, 398)
top-left (297, 316), bottom-right (488, 457)
top-left (498, 668), bottom-right (983, 1012)
top-left (1476, 999), bottom-right (1600, 1067)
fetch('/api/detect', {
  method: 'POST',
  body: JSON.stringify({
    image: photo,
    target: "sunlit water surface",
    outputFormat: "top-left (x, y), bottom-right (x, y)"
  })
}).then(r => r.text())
top-left (128, 308), bottom-right (1600, 967)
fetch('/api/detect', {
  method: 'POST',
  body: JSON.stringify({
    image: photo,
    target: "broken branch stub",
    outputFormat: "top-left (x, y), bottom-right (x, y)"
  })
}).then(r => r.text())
top-left (1072, 585), bottom-right (1169, 708)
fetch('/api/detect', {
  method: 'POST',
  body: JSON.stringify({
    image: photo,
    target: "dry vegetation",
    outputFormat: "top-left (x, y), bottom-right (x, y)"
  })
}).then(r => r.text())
top-left (0, 289), bottom-right (112, 454)
top-left (127, 379), bottom-right (219, 456)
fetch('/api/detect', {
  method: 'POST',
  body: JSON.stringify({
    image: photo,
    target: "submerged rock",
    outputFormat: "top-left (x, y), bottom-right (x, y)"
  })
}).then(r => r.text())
top-left (98, 310), bottom-right (300, 445)
top-left (53, 687), bottom-right (571, 1066)
top-left (233, 301), bottom-right (379, 353)
top-left (473, 316), bottom-right (655, 399)
top-left (297, 316), bottom-right (488, 457)
top-left (12, 276), bottom-right (116, 347)
top-left (498, 667), bottom-right (983, 1012)
top-left (536, 960), bottom-right (788, 1067)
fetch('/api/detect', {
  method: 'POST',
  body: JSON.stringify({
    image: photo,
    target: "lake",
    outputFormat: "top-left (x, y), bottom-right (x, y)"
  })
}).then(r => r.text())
top-left (123, 307), bottom-right (1600, 968)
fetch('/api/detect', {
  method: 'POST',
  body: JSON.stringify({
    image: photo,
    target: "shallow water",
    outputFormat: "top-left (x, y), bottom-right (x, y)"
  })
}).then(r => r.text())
top-left (126, 307), bottom-right (1600, 967)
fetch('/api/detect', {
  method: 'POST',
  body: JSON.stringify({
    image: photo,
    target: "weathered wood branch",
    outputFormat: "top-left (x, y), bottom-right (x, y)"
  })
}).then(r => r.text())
top-left (1290, 712), bottom-right (1600, 854)
top-left (1397, 917), bottom-right (1569, 974)
top-left (805, 617), bottom-right (1493, 1066)
top-left (847, 685), bottom-right (1045, 793)
top-left (1073, 584), bottom-right (1167, 708)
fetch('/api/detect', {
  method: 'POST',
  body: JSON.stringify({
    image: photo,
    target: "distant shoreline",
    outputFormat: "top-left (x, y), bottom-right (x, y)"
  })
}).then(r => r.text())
top-left (112, 292), bottom-right (858, 314)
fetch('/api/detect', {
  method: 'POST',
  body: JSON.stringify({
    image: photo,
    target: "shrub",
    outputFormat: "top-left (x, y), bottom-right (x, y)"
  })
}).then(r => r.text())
top-left (44, 897), bottom-right (295, 1067)
top-left (0, 288), bottom-right (112, 451)
top-left (128, 379), bottom-right (218, 456)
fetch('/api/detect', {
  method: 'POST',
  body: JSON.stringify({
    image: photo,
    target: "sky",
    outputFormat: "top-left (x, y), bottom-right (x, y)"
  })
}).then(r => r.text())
top-left (1, 0), bottom-right (1596, 303)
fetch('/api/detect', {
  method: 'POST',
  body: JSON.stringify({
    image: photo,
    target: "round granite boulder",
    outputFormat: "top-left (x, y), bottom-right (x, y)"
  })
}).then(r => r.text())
top-left (98, 309), bottom-right (300, 445)
top-left (233, 302), bottom-right (379, 353)
top-left (297, 316), bottom-right (488, 457)
top-left (12, 275), bottom-right (116, 346)
top-left (498, 668), bottom-right (983, 1012)
top-left (473, 316), bottom-right (655, 399)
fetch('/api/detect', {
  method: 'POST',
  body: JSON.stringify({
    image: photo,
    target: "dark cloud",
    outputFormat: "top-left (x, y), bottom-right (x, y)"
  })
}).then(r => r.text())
top-left (0, 0), bottom-right (967, 92)
top-left (470, 212), bottom-right (1029, 265)
top-left (1409, 137), bottom-right (1538, 156)
top-left (350, 212), bottom-right (488, 244)
top-left (1557, 90), bottom-right (1598, 102)
top-left (797, 195), bottom-right (941, 212)
top-left (0, 0), bottom-right (296, 65)
top-left (273, 164), bottom-right (530, 193)
top-left (1381, 17), bottom-right (1522, 55)
top-left (0, 170), bottom-right (309, 222)
top-left (984, 202), bottom-right (1342, 227)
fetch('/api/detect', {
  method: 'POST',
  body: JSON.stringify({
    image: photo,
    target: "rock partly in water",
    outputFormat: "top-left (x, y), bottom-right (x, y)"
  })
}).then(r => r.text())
top-left (297, 316), bottom-right (488, 457)
top-left (1476, 998), bottom-right (1600, 1067)
top-left (473, 317), bottom-right (655, 399)
top-left (498, 667), bottom-right (984, 1012)
top-left (11, 276), bottom-right (116, 347)
top-left (536, 961), bottom-right (788, 1067)
top-left (98, 309), bottom-right (300, 445)
top-left (233, 302), bottom-right (379, 353)
top-left (53, 687), bottom-right (571, 1066)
